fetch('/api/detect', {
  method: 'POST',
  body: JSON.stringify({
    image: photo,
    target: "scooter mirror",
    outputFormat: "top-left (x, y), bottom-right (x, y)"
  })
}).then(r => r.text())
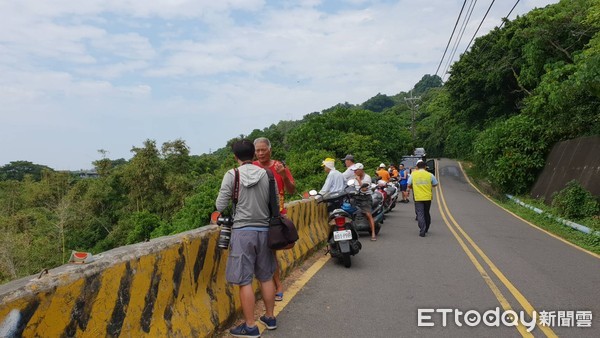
top-left (347, 179), bottom-right (356, 186)
top-left (308, 190), bottom-right (318, 196)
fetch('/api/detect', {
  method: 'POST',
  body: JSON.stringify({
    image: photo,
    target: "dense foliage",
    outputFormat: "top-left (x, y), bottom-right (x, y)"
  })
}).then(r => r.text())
top-left (0, 161), bottom-right (54, 181)
top-left (1, 0), bottom-right (598, 283)
top-left (419, 0), bottom-right (600, 193)
top-left (552, 181), bottom-right (600, 220)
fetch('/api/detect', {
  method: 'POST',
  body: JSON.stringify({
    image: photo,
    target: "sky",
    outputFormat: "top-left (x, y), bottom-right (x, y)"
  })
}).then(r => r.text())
top-left (0, 0), bottom-right (559, 170)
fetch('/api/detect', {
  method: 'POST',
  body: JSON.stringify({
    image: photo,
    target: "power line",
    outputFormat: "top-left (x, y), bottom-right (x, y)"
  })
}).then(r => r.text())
top-left (444, 0), bottom-right (477, 76)
top-left (470, 0), bottom-right (521, 55)
top-left (434, 0), bottom-right (468, 77)
top-left (463, 0), bottom-right (496, 53)
top-left (442, 0), bottom-right (478, 80)
top-left (498, 0), bottom-right (520, 30)
top-left (440, 0), bottom-right (522, 81)
top-left (404, 91), bottom-right (421, 141)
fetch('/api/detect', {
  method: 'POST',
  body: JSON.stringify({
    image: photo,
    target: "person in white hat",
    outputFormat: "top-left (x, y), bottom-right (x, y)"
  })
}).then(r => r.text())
top-left (319, 158), bottom-right (346, 212)
top-left (352, 163), bottom-right (378, 241)
top-left (376, 162), bottom-right (390, 183)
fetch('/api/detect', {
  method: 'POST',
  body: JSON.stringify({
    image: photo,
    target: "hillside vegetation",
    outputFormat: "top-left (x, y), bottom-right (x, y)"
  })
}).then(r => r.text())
top-left (1, 0), bottom-right (598, 284)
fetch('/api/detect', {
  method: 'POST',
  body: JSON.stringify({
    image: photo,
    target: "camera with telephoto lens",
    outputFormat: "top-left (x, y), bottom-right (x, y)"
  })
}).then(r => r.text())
top-left (217, 216), bottom-right (234, 249)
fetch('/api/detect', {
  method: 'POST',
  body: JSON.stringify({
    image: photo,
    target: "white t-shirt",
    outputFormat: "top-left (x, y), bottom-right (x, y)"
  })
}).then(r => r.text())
top-left (354, 173), bottom-right (372, 195)
top-left (342, 167), bottom-right (355, 182)
top-left (319, 169), bottom-right (346, 196)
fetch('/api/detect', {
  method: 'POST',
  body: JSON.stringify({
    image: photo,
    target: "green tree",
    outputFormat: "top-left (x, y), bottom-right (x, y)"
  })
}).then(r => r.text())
top-left (415, 88), bottom-right (451, 157)
top-left (127, 211), bottom-right (165, 244)
top-left (446, 0), bottom-right (596, 134)
top-left (154, 175), bottom-right (222, 236)
top-left (0, 180), bottom-right (24, 216)
top-left (552, 180), bottom-right (599, 219)
top-left (93, 149), bottom-right (113, 177)
top-left (473, 115), bottom-right (547, 193)
top-left (522, 2), bottom-right (600, 141)
top-left (362, 93), bottom-right (395, 113)
top-left (0, 161), bottom-right (54, 181)
top-left (412, 74), bottom-right (443, 96)
top-left (123, 139), bottom-right (166, 214)
top-left (161, 139), bottom-right (191, 174)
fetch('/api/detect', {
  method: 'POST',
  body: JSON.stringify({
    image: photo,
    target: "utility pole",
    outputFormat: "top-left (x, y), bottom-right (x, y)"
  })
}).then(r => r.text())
top-left (404, 90), bottom-right (421, 141)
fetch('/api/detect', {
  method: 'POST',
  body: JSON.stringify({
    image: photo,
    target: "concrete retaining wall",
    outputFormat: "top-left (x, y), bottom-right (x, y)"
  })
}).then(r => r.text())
top-left (0, 199), bottom-right (328, 337)
top-left (531, 135), bottom-right (600, 204)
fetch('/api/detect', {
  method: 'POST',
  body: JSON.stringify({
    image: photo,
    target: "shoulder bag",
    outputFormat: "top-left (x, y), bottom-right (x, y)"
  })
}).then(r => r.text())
top-left (265, 170), bottom-right (298, 250)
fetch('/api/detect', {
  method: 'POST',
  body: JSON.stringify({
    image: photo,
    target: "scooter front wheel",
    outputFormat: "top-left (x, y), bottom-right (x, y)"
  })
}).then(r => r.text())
top-left (370, 222), bottom-right (381, 236)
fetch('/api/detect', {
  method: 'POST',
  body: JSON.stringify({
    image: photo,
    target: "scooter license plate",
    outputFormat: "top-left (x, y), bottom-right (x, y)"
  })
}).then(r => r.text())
top-left (333, 230), bottom-right (352, 241)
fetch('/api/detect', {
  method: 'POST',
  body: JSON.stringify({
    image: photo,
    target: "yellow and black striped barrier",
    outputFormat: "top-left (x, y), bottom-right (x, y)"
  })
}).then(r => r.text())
top-left (0, 199), bottom-right (328, 337)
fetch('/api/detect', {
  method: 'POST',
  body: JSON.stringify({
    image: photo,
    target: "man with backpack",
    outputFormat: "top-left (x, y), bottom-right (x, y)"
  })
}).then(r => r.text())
top-left (216, 139), bottom-right (278, 337)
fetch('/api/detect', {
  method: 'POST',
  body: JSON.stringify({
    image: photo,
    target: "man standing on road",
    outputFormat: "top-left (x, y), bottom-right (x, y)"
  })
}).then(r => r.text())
top-left (216, 139), bottom-right (278, 337)
top-left (407, 160), bottom-right (438, 237)
top-left (399, 164), bottom-right (409, 203)
top-left (253, 137), bottom-right (295, 303)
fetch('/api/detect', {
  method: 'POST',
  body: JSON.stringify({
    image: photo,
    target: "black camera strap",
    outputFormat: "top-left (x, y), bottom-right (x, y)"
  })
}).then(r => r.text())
top-left (232, 168), bottom-right (240, 217)
top-left (265, 169), bottom-right (280, 218)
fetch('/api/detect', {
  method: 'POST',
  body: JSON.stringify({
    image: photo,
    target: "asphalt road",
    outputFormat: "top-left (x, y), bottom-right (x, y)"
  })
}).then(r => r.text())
top-left (262, 158), bottom-right (600, 338)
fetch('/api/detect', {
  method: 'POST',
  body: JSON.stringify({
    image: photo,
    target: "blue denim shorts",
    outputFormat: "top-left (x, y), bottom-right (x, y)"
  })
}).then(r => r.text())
top-left (225, 230), bottom-right (276, 286)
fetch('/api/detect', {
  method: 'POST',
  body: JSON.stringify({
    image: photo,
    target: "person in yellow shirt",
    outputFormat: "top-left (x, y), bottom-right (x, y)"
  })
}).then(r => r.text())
top-left (407, 160), bottom-right (438, 237)
top-left (376, 163), bottom-right (391, 182)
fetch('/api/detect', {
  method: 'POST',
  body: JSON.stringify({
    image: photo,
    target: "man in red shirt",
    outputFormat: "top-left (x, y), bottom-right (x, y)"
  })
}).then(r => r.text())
top-left (253, 137), bottom-right (296, 302)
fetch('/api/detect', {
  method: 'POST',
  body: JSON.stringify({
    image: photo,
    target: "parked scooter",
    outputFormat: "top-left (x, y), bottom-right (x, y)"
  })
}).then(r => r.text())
top-left (310, 187), bottom-right (362, 268)
top-left (342, 180), bottom-right (384, 236)
top-left (375, 180), bottom-right (398, 214)
top-left (385, 178), bottom-right (400, 211)
top-left (370, 185), bottom-right (386, 226)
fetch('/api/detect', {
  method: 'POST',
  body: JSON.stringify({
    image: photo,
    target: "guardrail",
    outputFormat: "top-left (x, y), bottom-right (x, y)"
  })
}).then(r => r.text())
top-left (0, 199), bottom-right (329, 337)
top-left (506, 194), bottom-right (600, 237)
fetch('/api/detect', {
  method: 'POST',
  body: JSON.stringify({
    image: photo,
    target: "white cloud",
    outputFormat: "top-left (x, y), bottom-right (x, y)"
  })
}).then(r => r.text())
top-left (0, 0), bottom-right (266, 19)
top-left (0, 0), bottom-right (560, 169)
top-left (89, 33), bottom-right (156, 60)
top-left (76, 60), bottom-right (150, 79)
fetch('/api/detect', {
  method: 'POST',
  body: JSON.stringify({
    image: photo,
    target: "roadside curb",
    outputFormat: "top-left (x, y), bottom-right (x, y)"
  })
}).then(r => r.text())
top-left (505, 194), bottom-right (600, 237)
top-left (456, 161), bottom-right (600, 259)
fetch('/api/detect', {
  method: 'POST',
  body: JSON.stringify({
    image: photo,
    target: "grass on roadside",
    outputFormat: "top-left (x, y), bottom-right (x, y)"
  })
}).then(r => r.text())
top-left (497, 199), bottom-right (600, 254)
top-left (503, 194), bottom-right (600, 232)
top-left (461, 162), bottom-right (600, 255)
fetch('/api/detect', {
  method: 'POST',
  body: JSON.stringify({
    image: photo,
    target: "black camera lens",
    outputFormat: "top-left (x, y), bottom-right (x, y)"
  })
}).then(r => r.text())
top-left (216, 216), bottom-right (233, 249)
top-left (217, 225), bottom-right (232, 249)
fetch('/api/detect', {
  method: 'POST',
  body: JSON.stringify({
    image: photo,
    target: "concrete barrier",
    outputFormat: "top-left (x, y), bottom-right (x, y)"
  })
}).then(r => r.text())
top-left (506, 194), bottom-right (600, 236)
top-left (531, 135), bottom-right (600, 204)
top-left (0, 199), bottom-right (328, 337)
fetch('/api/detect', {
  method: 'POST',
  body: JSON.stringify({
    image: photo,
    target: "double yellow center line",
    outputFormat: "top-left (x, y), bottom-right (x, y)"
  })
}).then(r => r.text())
top-left (434, 160), bottom-right (557, 337)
